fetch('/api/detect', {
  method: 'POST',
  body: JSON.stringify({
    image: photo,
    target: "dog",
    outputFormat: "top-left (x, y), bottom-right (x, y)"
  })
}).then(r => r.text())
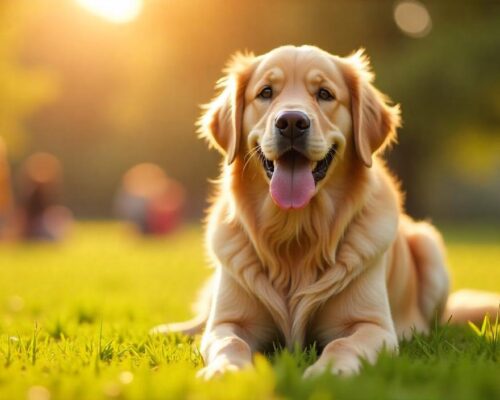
top-left (153, 45), bottom-right (500, 379)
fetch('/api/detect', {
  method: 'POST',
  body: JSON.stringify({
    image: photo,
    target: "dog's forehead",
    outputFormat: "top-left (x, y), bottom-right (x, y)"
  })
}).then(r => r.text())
top-left (250, 46), bottom-right (346, 89)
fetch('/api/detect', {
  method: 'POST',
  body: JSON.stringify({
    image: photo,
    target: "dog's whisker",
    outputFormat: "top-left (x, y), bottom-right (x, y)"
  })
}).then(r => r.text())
top-left (244, 146), bottom-right (259, 162)
top-left (242, 146), bottom-right (261, 174)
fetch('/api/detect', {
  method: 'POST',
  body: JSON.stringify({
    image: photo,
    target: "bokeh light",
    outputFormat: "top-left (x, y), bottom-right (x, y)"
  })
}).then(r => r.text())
top-left (75, 0), bottom-right (143, 23)
top-left (394, 0), bottom-right (432, 38)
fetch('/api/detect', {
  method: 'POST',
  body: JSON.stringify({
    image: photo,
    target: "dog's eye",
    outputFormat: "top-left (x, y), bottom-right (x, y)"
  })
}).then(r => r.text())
top-left (317, 88), bottom-right (335, 101)
top-left (257, 86), bottom-right (273, 100)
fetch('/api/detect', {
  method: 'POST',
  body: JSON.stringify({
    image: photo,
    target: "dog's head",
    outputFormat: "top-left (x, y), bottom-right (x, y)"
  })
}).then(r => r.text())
top-left (199, 45), bottom-right (400, 210)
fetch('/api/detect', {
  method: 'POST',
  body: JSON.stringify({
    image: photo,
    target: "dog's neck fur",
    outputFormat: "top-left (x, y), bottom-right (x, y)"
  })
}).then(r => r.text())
top-left (234, 157), bottom-right (368, 290)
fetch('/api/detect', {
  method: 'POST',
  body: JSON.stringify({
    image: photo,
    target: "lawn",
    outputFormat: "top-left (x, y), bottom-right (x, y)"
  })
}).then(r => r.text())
top-left (0, 222), bottom-right (499, 400)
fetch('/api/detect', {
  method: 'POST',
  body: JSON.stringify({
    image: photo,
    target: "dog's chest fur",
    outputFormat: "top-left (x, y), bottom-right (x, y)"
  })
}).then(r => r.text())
top-left (225, 191), bottom-right (356, 347)
top-left (209, 160), bottom-right (375, 347)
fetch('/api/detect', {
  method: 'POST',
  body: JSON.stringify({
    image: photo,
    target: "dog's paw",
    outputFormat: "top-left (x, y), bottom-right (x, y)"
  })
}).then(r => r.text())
top-left (196, 359), bottom-right (241, 380)
top-left (303, 357), bottom-right (360, 379)
top-left (302, 362), bottom-right (327, 379)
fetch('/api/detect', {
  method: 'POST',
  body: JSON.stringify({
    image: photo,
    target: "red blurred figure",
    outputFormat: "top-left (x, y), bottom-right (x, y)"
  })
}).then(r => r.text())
top-left (115, 163), bottom-right (185, 235)
top-left (0, 138), bottom-right (14, 239)
top-left (16, 153), bottom-right (73, 241)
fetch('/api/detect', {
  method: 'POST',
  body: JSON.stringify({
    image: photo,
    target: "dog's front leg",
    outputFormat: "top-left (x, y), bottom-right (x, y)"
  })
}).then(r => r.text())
top-left (197, 269), bottom-right (274, 379)
top-left (197, 322), bottom-right (253, 379)
top-left (304, 322), bottom-right (397, 377)
top-left (305, 256), bottom-right (398, 377)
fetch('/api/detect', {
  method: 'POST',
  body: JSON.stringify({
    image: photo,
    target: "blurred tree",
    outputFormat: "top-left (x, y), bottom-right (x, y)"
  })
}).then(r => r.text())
top-left (381, 2), bottom-right (500, 219)
top-left (0, 1), bottom-right (56, 156)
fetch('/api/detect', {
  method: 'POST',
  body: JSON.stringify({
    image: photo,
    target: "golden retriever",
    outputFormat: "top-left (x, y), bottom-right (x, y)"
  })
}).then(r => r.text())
top-left (153, 45), bottom-right (500, 379)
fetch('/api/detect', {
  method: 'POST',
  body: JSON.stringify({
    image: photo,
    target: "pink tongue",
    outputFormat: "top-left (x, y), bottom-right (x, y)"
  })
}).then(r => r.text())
top-left (270, 152), bottom-right (315, 210)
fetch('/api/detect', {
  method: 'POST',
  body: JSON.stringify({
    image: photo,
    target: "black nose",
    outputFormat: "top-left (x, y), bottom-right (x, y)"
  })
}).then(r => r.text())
top-left (275, 111), bottom-right (310, 139)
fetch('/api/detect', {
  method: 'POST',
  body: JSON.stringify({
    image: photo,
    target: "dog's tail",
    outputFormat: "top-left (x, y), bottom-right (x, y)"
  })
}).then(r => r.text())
top-left (150, 276), bottom-right (213, 336)
top-left (444, 289), bottom-right (500, 325)
top-left (150, 314), bottom-right (207, 336)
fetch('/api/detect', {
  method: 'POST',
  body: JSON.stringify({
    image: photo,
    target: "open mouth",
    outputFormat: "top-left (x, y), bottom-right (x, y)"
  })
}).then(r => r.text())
top-left (257, 145), bottom-right (337, 183)
top-left (257, 145), bottom-right (337, 210)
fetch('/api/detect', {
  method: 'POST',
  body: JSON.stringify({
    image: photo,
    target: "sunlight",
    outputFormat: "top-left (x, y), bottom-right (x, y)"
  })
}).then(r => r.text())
top-left (75, 0), bottom-right (143, 24)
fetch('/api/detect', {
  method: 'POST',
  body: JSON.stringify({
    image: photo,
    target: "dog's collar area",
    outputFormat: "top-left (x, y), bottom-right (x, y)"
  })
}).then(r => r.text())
top-left (257, 144), bottom-right (337, 184)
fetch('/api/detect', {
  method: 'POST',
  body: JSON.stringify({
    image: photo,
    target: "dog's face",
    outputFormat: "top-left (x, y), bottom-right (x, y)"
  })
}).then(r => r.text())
top-left (243, 46), bottom-right (352, 210)
top-left (200, 46), bottom-right (400, 210)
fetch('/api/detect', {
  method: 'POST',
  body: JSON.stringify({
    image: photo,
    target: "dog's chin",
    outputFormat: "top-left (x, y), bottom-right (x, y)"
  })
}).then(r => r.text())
top-left (257, 145), bottom-right (337, 210)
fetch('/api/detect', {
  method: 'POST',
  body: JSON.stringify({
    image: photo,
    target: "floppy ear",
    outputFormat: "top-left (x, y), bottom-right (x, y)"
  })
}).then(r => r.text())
top-left (341, 50), bottom-right (401, 167)
top-left (198, 52), bottom-right (256, 165)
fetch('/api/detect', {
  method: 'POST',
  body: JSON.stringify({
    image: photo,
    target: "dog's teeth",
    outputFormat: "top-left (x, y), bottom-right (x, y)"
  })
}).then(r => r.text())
top-left (311, 161), bottom-right (318, 170)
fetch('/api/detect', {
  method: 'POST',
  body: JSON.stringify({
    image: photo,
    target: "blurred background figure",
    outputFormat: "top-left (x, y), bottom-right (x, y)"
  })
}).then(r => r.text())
top-left (0, 138), bottom-right (14, 239)
top-left (16, 153), bottom-right (73, 241)
top-left (115, 163), bottom-right (185, 235)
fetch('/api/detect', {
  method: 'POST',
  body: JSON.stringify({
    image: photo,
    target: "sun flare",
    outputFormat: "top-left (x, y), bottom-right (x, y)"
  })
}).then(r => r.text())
top-left (76, 0), bottom-right (143, 24)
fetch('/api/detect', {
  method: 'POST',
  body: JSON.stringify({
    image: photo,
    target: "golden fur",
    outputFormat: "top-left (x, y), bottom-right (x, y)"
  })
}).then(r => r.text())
top-left (153, 45), bottom-right (500, 379)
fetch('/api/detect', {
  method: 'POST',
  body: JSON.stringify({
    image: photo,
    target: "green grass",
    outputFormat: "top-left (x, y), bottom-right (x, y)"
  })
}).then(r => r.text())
top-left (0, 222), bottom-right (499, 400)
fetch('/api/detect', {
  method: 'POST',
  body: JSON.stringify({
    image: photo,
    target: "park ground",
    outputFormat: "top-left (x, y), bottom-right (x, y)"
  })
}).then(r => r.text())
top-left (0, 222), bottom-right (499, 400)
